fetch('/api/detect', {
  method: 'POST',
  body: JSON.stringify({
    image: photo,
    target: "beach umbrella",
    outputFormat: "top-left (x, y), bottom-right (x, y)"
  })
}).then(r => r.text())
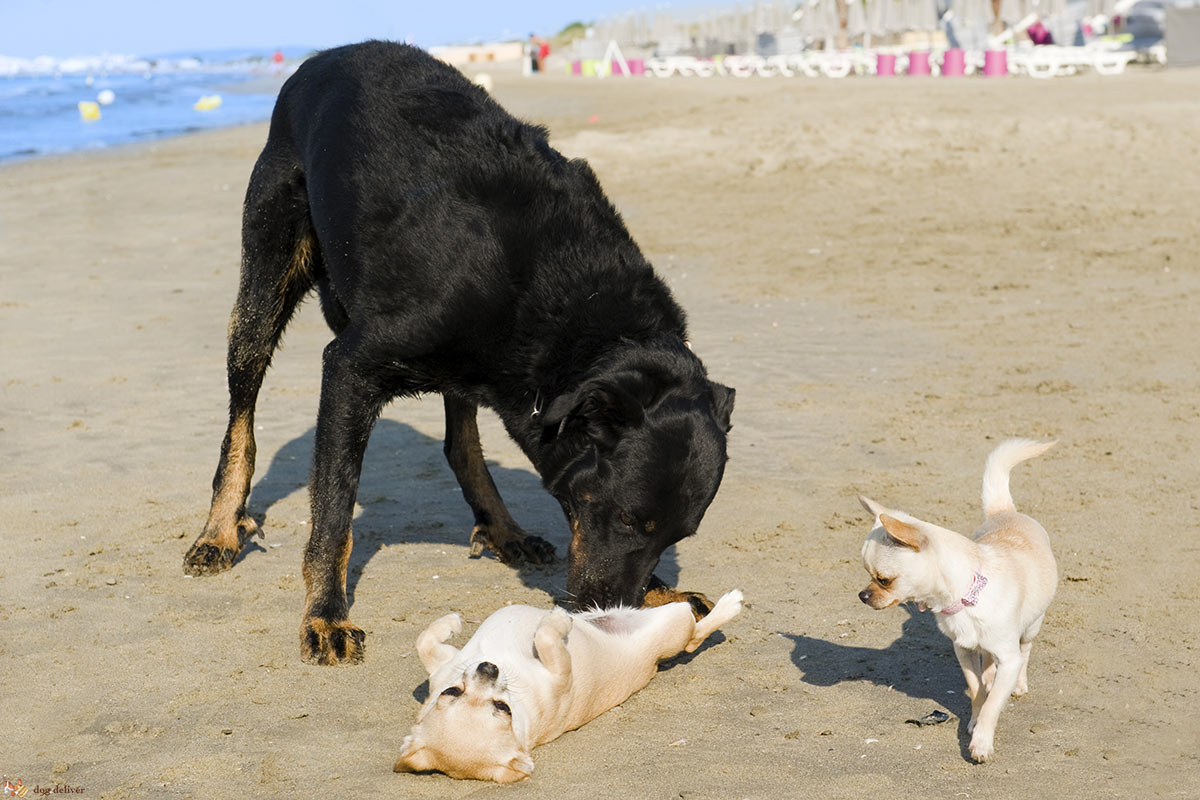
top-left (798, 0), bottom-right (841, 45)
top-left (818, 0), bottom-right (843, 47)
top-left (997, 0), bottom-right (1028, 25)
top-left (868, 0), bottom-right (907, 36)
top-left (1036, 0), bottom-right (1074, 43)
top-left (847, 0), bottom-right (870, 39)
top-left (953, 0), bottom-right (996, 49)
top-left (904, 0), bottom-right (940, 32)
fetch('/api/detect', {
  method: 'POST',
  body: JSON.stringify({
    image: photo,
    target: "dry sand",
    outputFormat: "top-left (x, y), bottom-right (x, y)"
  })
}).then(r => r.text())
top-left (2, 65), bottom-right (1198, 799)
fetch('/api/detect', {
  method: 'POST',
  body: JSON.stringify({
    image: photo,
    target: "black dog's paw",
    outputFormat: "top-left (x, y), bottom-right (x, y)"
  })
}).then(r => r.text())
top-left (504, 534), bottom-right (557, 565)
top-left (300, 616), bottom-right (366, 665)
top-left (183, 518), bottom-right (260, 576)
top-left (469, 524), bottom-right (557, 566)
top-left (183, 541), bottom-right (237, 576)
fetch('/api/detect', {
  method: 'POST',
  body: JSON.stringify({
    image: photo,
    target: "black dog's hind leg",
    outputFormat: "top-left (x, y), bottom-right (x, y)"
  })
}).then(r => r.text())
top-left (184, 153), bottom-right (316, 576)
top-left (299, 330), bottom-right (390, 665)
top-left (443, 395), bottom-right (556, 565)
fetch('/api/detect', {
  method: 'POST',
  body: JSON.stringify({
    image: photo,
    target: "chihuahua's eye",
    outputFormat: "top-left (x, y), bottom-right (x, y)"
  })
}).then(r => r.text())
top-left (618, 510), bottom-right (635, 528)
top-left (492, 700), bottom-right (511, 714)
top-left (440, 686), bottom-right (463, 698)
top-left (877, 577), bottom-right (893, 589)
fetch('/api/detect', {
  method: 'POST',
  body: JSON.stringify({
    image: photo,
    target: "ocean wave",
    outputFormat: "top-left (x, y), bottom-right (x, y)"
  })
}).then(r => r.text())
top-left (0, 45), bottom-right (316, 77)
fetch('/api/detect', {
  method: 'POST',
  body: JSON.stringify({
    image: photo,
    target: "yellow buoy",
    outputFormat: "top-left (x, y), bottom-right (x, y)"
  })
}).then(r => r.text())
top-left (78, 100), bottom-right (101, 121)
top-left (193, 94), bottom-right (222, 111)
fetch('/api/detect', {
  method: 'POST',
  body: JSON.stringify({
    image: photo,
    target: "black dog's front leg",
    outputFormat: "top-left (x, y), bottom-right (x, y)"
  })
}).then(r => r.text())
top-left (442, 394), bottom-right (556, 565)
top-left (300, 336), bottom-right (385, 665)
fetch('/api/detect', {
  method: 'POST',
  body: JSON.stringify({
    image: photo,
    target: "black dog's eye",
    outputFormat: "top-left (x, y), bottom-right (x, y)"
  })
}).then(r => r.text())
top-left (492, 700), bottom-right (511, 714)
top-left (440, 686), bottom-right (463, 698)
top-left (618, 510), bottom-right (635, 528)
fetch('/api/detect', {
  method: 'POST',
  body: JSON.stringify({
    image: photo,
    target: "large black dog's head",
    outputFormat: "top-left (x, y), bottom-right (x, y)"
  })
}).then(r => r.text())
top-left (540, 346), bottom-right (735, 610)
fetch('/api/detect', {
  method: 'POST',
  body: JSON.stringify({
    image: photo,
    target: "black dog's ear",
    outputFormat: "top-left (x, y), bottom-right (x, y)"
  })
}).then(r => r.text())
top-left (542, 376), bottom-right (646, 441)
top-left (708, 381), bottom-right (735, 432)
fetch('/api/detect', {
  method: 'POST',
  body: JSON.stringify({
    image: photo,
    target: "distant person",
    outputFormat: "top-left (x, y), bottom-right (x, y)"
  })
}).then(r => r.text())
top-left (528, 33), bottom-right (548, 74)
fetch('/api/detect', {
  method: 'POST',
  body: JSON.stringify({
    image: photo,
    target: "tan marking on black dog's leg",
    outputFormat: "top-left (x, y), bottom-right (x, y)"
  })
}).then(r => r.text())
top-left (184, 411), bottom-right (261, 575)
top-left (643, 575), bottom-right (714, 620)
top-left (297, 336), bottom-right (386, 665)
top-left (300, 529), bottom-right (364, 665)
top-left (185, 163), bottom-right (318, 576)
top-left (443, 395), bottom-right (556, 565)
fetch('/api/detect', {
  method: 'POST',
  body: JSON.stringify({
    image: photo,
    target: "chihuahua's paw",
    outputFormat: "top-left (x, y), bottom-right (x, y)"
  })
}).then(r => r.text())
top-left (969, 733), bottom-right (996, 763)
top-left (429, 612), bottom-right (463, 642)
top-left (542, 607), bottom-right (574, 638)
top-left (709, 590), bottom-right (744, 622)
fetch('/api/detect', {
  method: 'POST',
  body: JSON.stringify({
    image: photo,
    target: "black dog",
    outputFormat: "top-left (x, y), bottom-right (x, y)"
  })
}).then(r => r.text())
top-left (183, 41), bottom-right (734, 666)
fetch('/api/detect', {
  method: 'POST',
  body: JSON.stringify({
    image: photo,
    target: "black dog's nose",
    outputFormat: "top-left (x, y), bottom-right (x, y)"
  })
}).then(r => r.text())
top-left (858, 590), bottom-right (872, 605)
top-left (476, 661), bottom-right (499, 682)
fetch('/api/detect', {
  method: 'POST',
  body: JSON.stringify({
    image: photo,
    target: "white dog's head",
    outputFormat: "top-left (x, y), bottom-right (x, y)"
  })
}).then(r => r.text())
top-left (395, 659), bottom-right (534, 783)
top-left (857, 495), bottom-right (939, 610)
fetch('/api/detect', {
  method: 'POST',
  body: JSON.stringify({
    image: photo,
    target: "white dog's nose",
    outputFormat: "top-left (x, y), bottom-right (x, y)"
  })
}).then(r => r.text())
top-left (476, 661), bottom-right (499, 682)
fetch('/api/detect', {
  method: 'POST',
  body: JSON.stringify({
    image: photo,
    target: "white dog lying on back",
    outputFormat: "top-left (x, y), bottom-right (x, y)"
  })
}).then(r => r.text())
top-left (395, 590), bottom-right (743, 782)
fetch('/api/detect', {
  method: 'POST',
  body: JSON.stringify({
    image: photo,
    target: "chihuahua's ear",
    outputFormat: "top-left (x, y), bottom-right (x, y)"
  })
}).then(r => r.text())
top-left (879, 514), bottom-right (926, 551)
top-left (859, 494), bottom-right (888, 518)
top-left (489, 752), bottom-right (535, 783)
top-left (394, 735), bottom-right (435, 773)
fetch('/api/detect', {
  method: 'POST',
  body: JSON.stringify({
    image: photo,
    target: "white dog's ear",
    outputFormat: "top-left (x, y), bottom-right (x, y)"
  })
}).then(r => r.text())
top-left (879, 514), bottom-right (927, 551)
top-left (393, 734), bottom-right (434, 773)
top-left (858, 494), bottom-right (888, 518)
top-left (416, 613), bottom-right (463, 675)
top-left (488, 751), bottom-right (535, 783)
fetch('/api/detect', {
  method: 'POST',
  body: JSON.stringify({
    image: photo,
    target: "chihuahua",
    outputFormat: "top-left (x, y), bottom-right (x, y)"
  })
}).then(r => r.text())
top-left (394, 589), bottom-right (743, 782)
top-left (858, 438), bottom-right (1057, 762)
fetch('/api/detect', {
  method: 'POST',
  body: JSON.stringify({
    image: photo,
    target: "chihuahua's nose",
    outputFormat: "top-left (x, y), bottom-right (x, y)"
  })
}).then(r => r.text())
top-left (858, 589), bottom-right (872, 605)
top-left (476, 661), bottom-right (499, 682)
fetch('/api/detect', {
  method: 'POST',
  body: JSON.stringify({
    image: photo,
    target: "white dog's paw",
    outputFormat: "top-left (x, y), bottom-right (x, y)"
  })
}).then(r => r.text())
top-left (1012, 679), bottom-right (1029, 697)
top-left (434, 612), bottom-right (463, 639)
top-left (969, 732), bottom-right (995, 763)
top-left (541, 607), bottom-right (573, 638)
top-left (710, 589), bottom-right (744, 622)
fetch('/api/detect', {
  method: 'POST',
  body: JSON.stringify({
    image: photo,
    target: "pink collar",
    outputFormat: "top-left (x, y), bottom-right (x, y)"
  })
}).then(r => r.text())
top-left (918, 572), bottom-right (988, 615)
top-left (939, 572), bottom-right (988, 615)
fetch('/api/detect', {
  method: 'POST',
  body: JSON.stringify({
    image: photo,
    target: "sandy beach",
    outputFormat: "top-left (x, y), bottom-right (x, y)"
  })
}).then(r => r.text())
top-left (2, 65), bottom-right (1198, 799)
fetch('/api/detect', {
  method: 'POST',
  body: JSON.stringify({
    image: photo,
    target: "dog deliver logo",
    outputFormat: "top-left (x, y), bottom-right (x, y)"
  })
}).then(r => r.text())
top-left (3, 777), bottom-right (29, 798)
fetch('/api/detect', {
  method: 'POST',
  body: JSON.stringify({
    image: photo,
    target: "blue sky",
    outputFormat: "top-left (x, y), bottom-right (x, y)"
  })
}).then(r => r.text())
top-left (0, 1), bottom-right (646, 59)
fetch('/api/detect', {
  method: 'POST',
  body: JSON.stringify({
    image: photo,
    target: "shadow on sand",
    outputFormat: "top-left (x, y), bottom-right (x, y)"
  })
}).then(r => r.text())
top-left (237, 417), bottom-right (682, 606)
top-left (783, 605), bottom-right (978, 760)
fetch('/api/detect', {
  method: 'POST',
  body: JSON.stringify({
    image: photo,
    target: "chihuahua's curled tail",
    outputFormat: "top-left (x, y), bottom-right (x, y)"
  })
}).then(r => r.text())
top-left (981, 438), bottom-right (1057, 517)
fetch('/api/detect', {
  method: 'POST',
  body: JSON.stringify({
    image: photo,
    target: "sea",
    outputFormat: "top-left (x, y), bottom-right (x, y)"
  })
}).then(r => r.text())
top-left (0, 47), bottom-right (313, 163)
